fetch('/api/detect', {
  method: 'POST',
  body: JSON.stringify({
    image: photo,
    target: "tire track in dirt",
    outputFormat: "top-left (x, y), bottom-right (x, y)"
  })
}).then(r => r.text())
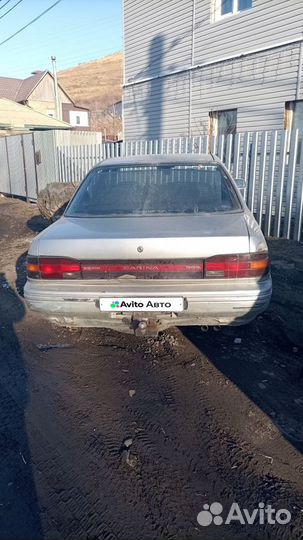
top-left (119, 332), bottom-right (303, 540)
top-left (25, 346), bottom-right (158, 539)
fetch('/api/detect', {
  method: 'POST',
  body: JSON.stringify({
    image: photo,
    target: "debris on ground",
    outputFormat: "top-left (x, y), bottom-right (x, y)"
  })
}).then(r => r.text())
top-left (122, 437), bottom-right (133, 449)
top-left (120, 448), bottom-right (138, 469)
top-left (36, 343), bottom-right (73, 351)
top-left (19, 452), bottom-right (27, 465)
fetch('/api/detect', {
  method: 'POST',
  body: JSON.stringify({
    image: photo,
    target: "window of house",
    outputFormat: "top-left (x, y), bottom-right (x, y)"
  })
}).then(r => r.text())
top-left (69, 111), bottom-right (89, 127)
top-left (209, 109), bottom-right (237, 136)
top-left (285, 101), bottom-right (303, 132)
top-left (285, 101), bottom-right (303, 163)
top-left (216, 0), bottom-right (252, 19)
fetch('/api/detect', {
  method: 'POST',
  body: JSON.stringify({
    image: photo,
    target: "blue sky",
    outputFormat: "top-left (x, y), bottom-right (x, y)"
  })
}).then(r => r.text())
top-left (0, 0), bottom-right (122, 78)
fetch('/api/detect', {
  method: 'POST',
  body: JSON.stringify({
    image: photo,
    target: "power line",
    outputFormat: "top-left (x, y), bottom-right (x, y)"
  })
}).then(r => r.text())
top-left (1, 43), bottom-right (122, 78)
top-left (0, 0), bottom-right (22, 20)
top-left (0, 0), bottom-right (13, 11)
top-left (0, 0), bottom-right (63, 47)
top-left (4, 22), bottom-right (122, 60)
top-left (0, 16), bottom-right (121, 57)
top-left (0, 45), bottom-right (122, 78)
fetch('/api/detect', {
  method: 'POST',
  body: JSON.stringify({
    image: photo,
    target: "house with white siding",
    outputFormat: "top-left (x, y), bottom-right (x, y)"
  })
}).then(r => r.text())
top-left (123, 0), bottom-right (303, 140)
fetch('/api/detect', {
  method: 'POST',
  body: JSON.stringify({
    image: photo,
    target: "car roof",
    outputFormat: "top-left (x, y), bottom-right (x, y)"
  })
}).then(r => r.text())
top-left (96, 153), bottom-right (217, 168)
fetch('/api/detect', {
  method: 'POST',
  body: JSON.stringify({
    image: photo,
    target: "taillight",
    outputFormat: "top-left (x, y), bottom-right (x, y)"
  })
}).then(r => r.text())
top-left (27, 256), bottom-right (204, 280)
top-left (205, 253), bottom-right (269, 279)
top-left (27, 257), bottom-right (40, 278)
top-left (27, 253), bottom-right (269, 280)
top-left (27, 256), bottom-right (81, 279)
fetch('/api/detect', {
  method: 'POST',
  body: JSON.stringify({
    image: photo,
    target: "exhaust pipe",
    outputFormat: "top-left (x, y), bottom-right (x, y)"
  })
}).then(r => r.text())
top-left (213, 325), bottom-right (221, 332)
top-left (201, 325), bottom-right (209, 332)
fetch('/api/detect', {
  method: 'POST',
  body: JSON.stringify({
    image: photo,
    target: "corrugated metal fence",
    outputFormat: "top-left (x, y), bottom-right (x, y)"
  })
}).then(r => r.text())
top-left (0, 129), bottom-right (302, 241)
top-left (0, 130), bottom-right (103, 199)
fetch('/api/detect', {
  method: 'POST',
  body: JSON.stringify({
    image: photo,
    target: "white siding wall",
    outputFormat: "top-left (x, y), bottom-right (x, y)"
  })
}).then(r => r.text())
top-left (191, 43), bottom-right (302, 133)
top-left (124, 72), bottom-right (190, 139)
top-left (124, 0), bottom-right (192, 82)
top-left (194, 0), bottom-right (303, 65)
top-left (123, 0), bottom-right (303, 139)
top-left (69, 110), bottom-right (89, 127)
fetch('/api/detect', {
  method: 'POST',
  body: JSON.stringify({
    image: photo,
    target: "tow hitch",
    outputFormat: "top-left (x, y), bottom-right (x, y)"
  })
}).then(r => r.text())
top-left (131, 317), bottom-right (159, 337)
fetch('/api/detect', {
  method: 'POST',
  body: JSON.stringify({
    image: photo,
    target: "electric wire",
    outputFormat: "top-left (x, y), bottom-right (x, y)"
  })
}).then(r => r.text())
top-left (0, 0), bottom-right (62, 47)
top-left (0, 0), bottom-right (22, 20)
top-left (0, 0), bottom-right (14, 12)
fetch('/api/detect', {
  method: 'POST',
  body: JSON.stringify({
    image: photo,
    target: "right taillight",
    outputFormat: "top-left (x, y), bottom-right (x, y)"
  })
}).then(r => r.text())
top-left (204, 252), bottom-right (269, 279)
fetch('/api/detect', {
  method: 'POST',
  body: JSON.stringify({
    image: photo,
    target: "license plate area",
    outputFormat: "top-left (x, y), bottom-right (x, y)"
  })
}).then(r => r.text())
top-left (99, 297), bottom-right (184, 312)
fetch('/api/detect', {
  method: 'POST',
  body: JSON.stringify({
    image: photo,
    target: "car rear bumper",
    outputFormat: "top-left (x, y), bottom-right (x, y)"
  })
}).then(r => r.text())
top-left (24, 276), bottom-right (272, 334)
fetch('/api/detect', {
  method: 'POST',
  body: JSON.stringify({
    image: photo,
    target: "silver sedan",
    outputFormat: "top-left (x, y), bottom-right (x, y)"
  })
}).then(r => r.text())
top-left (25, 154), bottom-right (272, 336)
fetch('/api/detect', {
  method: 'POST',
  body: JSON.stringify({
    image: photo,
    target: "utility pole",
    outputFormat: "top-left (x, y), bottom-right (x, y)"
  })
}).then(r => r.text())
top-left (51, 55), bottom-right (61, 120)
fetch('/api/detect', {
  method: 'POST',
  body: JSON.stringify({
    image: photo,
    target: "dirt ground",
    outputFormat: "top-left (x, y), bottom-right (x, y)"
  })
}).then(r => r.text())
top-left (0, 196), bottom-right (303, 540)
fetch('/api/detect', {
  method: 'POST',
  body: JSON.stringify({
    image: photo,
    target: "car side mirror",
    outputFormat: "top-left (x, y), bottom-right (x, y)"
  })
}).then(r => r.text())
top-left (235, 178), bottom-right (246, 198)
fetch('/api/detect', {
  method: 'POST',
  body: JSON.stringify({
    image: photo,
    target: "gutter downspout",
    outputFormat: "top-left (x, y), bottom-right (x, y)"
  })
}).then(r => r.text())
top-left (122, 0), bottom-right (126, 145)
top-left (188, 0), bottom-right (196, 137)
top-left (296, 40), bottom-right (303, 100)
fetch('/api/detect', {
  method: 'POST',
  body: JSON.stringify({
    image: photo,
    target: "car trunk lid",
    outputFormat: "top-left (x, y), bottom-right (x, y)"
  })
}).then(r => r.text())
top-left (36, 213), bottom-right (249, 261)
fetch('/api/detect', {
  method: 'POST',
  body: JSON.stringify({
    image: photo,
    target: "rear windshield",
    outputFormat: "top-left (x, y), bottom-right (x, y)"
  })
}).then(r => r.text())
top-left (66, 164), bottom-right (241, 217)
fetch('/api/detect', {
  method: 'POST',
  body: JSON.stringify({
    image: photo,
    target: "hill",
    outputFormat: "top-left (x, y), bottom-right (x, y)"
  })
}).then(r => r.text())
top-left (58, 52), bottom-right (123, 111)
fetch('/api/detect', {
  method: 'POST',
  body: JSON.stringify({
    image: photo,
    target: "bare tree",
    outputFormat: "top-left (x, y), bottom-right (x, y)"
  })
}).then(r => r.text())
top-left (89, 102), bottom-right (122, 140)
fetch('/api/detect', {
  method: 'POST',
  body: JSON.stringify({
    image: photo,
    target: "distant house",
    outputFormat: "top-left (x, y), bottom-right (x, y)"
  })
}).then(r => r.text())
top-left (0, 98), bottom-right (70, 135)
top-left (0, 70), bottom-right (90, 130)
top-left (123, 0), bottom-right (303, 139)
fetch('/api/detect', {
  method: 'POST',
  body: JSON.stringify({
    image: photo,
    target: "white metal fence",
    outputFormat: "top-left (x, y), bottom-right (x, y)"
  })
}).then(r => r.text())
top-left (55, 130), bottom-right (103, 184)
top-left (0, 129), bottom-right (302, 241)
top-left (104, 130), bottom-right (303, 242)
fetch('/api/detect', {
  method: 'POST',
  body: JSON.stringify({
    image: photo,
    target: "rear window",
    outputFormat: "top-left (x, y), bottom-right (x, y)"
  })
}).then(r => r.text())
top-left (66, 164), bottom-right (241, 217)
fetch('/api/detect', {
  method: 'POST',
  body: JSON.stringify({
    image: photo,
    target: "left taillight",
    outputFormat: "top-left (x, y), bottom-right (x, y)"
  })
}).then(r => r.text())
top-left (27, 256), bottom-right (81, 279)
